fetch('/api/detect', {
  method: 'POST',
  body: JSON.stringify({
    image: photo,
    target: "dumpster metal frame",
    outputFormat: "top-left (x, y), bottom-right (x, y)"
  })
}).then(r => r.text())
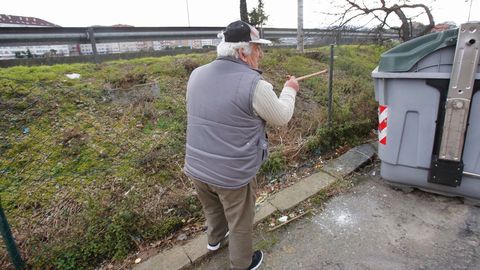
top-left (429, 23), bottom-right (480, 187)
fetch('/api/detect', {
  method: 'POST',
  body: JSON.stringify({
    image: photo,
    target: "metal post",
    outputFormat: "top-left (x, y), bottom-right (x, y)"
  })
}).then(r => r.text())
top-left (409, 19), bottom-right (413, 39)
top-left (328, 44), bottom-right (334, 126)
top-left (0, 203), bottom-right (25, 270)
top-left (87, 27), bottom-right (99, 64)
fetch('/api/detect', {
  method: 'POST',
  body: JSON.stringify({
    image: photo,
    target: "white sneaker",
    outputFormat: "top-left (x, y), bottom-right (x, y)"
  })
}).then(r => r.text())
top-left (207, 231), bottom-right (229, 251)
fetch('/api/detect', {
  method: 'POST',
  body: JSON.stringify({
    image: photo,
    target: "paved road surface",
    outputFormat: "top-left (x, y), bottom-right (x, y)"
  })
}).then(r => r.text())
top-left (194, 163), bottom-right (480, 270)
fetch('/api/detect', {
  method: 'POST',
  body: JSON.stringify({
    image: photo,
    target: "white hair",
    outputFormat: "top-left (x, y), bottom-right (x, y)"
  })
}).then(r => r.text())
top-left (216, 41), bottom-right (253, 58)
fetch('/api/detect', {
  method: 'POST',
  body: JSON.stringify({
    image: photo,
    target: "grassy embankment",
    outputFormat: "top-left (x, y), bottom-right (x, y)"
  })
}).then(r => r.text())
top-left (0, 44), bottom-right (389, 269)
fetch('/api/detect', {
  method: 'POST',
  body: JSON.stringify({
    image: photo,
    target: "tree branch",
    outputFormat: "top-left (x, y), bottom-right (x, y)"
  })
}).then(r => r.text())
top-left (334, 0), bottom-right (436, 41)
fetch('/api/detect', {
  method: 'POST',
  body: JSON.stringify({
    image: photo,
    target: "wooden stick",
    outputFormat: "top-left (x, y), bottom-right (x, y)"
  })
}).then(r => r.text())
top-left (295, 69), bottom-right (328, 81)
top-left (267, 210), bottom-right (312, 232)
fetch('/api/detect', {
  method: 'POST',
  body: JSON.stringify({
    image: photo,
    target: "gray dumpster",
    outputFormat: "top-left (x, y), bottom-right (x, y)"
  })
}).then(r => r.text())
top-left (372, 23), bottom-right (480, 201)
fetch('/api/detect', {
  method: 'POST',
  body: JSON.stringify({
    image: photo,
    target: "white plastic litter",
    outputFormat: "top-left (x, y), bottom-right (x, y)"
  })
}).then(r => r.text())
top-left (278, 216), bottom-right (288, 223)
top-left (177, 233), bottom-right (187, 241)
top-left (65, 73), bottom-right (81, 79)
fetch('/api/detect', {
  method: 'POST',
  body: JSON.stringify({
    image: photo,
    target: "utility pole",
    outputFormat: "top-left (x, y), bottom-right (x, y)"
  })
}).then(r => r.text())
top-left (297, 0), bottom-right (304, 53)
top-left (467, 0), bottom-right (473, 22)
top-left (186, 0), bottom-right (191, 27)
top-left (186, 0), bottom-right (192, 49)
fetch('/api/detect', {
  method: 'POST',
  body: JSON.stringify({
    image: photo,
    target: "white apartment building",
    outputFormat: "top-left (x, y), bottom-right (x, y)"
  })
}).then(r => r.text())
top-left (0, 14), bottom-right (69, 59)
top-left (76, 41), bottom-right (155, 55)
top-left (1, 14), bottom-right (220, 60)
top-left (0, 45), bottom-right (69, 59)
top-left (152, 39), bottom-right (218, 50)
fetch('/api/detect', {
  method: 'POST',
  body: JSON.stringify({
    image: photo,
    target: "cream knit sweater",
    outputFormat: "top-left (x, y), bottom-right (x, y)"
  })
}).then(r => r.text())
top-left (252, 79), bottom-right (297, 126)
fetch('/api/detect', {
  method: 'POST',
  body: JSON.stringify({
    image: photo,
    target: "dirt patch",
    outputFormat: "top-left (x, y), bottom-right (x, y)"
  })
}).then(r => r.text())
top-left (111, 73), bottom-right (148, 90)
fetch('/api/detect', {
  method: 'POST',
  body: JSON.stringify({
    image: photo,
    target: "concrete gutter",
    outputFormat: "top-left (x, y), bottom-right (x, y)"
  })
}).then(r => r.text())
top-left (134, 143), bottom-right (376, 270)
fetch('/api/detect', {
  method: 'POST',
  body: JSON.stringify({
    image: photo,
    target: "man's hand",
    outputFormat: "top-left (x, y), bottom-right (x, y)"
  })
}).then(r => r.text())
top-left (284, 76), bottom-right (300, 92)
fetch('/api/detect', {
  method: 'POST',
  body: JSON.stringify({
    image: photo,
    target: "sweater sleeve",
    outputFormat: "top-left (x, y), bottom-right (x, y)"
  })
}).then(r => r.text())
top-left (252, 79), bottom-right (297, 126)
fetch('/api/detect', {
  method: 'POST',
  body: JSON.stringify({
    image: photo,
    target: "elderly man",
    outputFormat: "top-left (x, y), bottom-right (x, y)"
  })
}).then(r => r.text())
top-left (184, 20), bottom-right (299, 270)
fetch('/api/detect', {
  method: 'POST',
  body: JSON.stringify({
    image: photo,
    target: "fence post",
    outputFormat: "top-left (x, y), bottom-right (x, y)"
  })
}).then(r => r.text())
top-left (87, 27), bottom-right (99, 64)
top-left (0, 202), bottom-right (25, 270)
top-left (328, 44), bottom-right (334, 126)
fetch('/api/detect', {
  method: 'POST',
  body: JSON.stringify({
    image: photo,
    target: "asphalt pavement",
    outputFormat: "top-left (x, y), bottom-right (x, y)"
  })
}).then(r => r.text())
top-left (194, 162), bottom-right (480, 270)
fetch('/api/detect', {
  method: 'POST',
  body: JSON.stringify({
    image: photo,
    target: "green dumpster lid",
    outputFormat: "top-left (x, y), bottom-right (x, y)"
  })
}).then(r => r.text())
top-left (378, 28), bottom-right (458, 72)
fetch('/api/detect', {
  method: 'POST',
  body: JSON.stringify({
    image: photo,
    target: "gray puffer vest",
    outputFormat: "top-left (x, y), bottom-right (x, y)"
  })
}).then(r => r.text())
top-left (184, 56), bottom-right (268, 188)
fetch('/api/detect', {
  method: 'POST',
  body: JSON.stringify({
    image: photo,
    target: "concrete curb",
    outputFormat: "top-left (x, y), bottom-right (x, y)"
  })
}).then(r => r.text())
top-left (134, 143), bottom-right (376, 270)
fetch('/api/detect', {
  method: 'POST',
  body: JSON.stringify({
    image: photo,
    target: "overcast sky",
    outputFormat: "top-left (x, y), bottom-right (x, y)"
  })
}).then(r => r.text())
top-left (2, 0), bottom-right (478, 28)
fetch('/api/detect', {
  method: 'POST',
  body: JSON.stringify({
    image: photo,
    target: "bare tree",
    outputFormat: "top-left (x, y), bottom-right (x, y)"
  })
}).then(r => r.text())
top-left (329, 0), bottom-right (435, 42)
top-left (240, 0), bottom-right (249, 23)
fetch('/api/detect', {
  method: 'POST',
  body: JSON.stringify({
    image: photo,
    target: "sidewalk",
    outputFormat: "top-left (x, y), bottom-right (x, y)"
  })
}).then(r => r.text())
top-left (134, 143), bottom-right (376, 270)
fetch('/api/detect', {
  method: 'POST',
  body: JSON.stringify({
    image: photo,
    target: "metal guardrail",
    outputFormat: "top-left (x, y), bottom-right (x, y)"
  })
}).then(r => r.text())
top-left (0, 26), bottom-right (398, 46)
top-left (0, 26), bottom-right (398, 67)
top-left (0, 26), bottom-right (223, 45)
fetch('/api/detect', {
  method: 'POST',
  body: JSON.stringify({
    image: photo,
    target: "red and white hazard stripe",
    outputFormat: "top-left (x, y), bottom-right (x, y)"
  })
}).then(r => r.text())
top-left (378, 105), bottom-right (388, 145)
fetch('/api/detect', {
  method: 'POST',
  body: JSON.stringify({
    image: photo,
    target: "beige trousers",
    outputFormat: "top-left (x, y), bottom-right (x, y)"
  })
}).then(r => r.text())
top-left (192, 178), bottom-right (256, 270)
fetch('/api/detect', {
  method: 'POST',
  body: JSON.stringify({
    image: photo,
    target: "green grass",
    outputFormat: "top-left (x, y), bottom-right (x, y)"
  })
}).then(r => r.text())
top-left (0, 44), bottom-right (390, 269)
